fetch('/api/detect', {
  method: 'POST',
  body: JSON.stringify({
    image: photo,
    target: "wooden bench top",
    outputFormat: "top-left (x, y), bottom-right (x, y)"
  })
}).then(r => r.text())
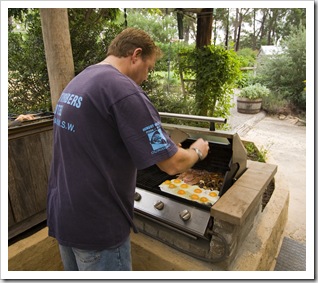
top-left (211, 160), bottom-right (277, 225)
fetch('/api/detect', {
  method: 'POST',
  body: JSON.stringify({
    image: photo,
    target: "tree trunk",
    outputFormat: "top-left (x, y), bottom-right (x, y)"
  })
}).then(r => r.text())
top-left (235, 8), bottom-right (249, 51)
top-left (235, 9), bottom-right (243, 51)
top-left (184, 24), bottom-right (190, 43)
top-left (196, 8), bottom-right (213, 48)
top-left (235, 24), bottom-right (241, 51)
top-left (233, 8), bottom-right (239, 48)
top-left (267, 9), bottom-right (274, 45)
top-left (195, 8), bottom-right (213, 116)
top-left (258, 9), bottom-right (268, 47)
top-left (225, 8), bottom-right (229, 49)
top-left (252, 9), bottom-right (256, 50)
top-left (40, 8), bottom-right (74, 111)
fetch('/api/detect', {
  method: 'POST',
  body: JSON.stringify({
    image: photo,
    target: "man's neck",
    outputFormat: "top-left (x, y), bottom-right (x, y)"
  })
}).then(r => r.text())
top-left (99, 55), bottom-right (130, 76)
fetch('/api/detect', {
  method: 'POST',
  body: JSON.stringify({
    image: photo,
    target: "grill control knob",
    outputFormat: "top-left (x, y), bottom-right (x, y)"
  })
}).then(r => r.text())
top-left (154, 200), bottom-right (164, 210)
top-left (134, 192), bottom-right (142, 201)
top-left (179, 209), bottom-right (191, 221)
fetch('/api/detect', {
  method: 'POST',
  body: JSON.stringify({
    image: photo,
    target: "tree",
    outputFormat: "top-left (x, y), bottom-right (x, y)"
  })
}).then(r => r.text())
top-left (118, 8), bottom-right (178, 43)
top-left (164, 8), bottom-right (214, 48)
top-left (233, 8), bottom-right (250, 51)
top-left (68, 8), bottom-right (121, 74)
top-left (256, 26), bottom-right (306, 111)
top-left (40, 8), bottom-right (74, 111)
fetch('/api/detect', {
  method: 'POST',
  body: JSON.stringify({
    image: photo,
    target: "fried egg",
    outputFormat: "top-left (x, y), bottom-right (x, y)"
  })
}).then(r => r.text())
top-left (171, 179), bottom-right (182, 184)
top-left (168, 184), bottom-right (177, 189)
top-left (208, 190), bottom-right (219, 198)
top-left (159, 179), bottom-right (178, 193)
top-left (177, 189), bottom-right (186, 195)
top-left (159, 179), bottom-right (220, 205)
top-left (190, 194), bottom-right (200, 200)
top-left (180, 183), bottom-right (190, 189)
top-left (193, 188), bottom-right (203, 194)
top-left (203, 190), bottom-right (220, 204)
top-left (199, 196), bottom-right (209, 203)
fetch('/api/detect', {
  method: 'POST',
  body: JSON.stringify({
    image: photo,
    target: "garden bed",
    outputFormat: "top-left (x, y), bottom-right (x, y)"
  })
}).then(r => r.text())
top-left (243, 140), bottom-right (275, 211)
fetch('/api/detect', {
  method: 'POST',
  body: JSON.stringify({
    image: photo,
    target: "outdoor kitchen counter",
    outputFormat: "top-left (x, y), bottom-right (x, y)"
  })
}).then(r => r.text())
top-left (8, 160), bottom-right (286, 272)
top-left (210, 160), bottom-right (277, 225)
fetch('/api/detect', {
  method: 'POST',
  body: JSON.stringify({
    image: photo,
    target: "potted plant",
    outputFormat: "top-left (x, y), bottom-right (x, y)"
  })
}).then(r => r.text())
top-left (237, 83), bottom-right (270, 114)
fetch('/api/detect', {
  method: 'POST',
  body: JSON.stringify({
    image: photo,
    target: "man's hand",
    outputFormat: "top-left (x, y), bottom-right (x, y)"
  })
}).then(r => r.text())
top-left (15, 114), bottom-right (35, 122)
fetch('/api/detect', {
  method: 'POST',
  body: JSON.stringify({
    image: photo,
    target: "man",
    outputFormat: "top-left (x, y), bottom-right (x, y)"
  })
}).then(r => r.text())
top-left (47, 27), bottom-right (209, 271)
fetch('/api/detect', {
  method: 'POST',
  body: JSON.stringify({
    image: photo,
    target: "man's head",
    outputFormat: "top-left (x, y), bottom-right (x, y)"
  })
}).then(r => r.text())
top-left (106, 27), bottom-right (162, 60)
top-left (106, 28), bottom-right (162, 85)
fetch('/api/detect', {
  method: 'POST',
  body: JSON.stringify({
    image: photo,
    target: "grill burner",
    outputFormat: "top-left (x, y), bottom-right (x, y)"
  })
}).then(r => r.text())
top-left (136, 165), bottom-right (169, 191)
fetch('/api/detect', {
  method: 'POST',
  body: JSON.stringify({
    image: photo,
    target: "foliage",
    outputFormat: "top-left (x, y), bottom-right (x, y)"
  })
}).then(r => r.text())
top-left (179, 45), bottom-right (241, 118)
top-left (143, 71), bottom-right (199, 128)
top-left (223, 8), bottom-right (306, 51)
top-left (8, 10), bottom-right (51, 114)
top-left (244, 141), bottom-right (268, 163)
top-left (237, 48), bottom-right (257, 67)
top-left (68, 8), bottom-right (121, 75)
top-left (261, 92), bottom-right (290, 115)
top-left (235, 48), bottom-right (258, 88)
top-left (238, 83), bottom-right (270, 100)
top-left (117, 9), bottom-right (178, 44)
top-left (8, 8), bottom-right (29, 25)
top-left (255, 26), bottom-right (306, 110)
top-left (146, 78), bottom-right (195, 115)
top-left (155, 41), bottom-right (185, 73)
top-left (8, 8), bottom-right (306, 117)
top-left (236, 71), bottom-right (257, 88)
top-left (8, 8), bottom-right (121, 113)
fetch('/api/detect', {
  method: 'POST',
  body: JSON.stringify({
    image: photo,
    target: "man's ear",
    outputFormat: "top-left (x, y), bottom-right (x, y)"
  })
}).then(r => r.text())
top-left (132, 48), bottom-right (143, 62)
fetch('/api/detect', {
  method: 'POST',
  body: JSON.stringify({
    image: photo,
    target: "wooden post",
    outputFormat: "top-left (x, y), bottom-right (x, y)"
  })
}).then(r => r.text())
top-left (196, 8), bottom-right (213, 48)
top-left (40, 8), bottom-right (74, 111)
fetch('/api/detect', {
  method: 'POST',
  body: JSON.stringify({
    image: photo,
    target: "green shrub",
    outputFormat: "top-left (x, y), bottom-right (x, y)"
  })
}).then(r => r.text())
top-left (238, 83), bottom-right (270, 100)
top-left (8, 11), bottom-right (50, 114)
top-left (179, 45), bottom-right (241, 118)
top-left (236, 71), bottom-right (257, 88)
top-left (255, 26), bottom-right (306, 111)
top-left (237, 48), bottom-right (257, 67)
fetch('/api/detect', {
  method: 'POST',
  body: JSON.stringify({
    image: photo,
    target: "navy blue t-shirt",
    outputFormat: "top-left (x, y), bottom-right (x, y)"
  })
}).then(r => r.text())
top-left (47, 64), bottom-right (178, 250)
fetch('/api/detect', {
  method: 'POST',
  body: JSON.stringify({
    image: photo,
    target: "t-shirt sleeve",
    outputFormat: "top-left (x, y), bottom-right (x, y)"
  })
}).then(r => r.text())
top-left (111, 92), bottom-right (178, 170)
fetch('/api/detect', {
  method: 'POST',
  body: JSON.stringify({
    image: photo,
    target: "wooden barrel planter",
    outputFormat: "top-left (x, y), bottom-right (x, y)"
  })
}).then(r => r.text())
top-left (237, 97), bottom-right (262, 114)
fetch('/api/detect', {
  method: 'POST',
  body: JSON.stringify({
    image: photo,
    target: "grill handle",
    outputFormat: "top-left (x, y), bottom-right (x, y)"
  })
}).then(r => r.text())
top-left (159, 112), bottom-right (227, 131)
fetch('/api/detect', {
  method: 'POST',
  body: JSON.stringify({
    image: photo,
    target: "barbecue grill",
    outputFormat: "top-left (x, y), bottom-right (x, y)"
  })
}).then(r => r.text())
top-left (134, 113), bottom-right (248, 262)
